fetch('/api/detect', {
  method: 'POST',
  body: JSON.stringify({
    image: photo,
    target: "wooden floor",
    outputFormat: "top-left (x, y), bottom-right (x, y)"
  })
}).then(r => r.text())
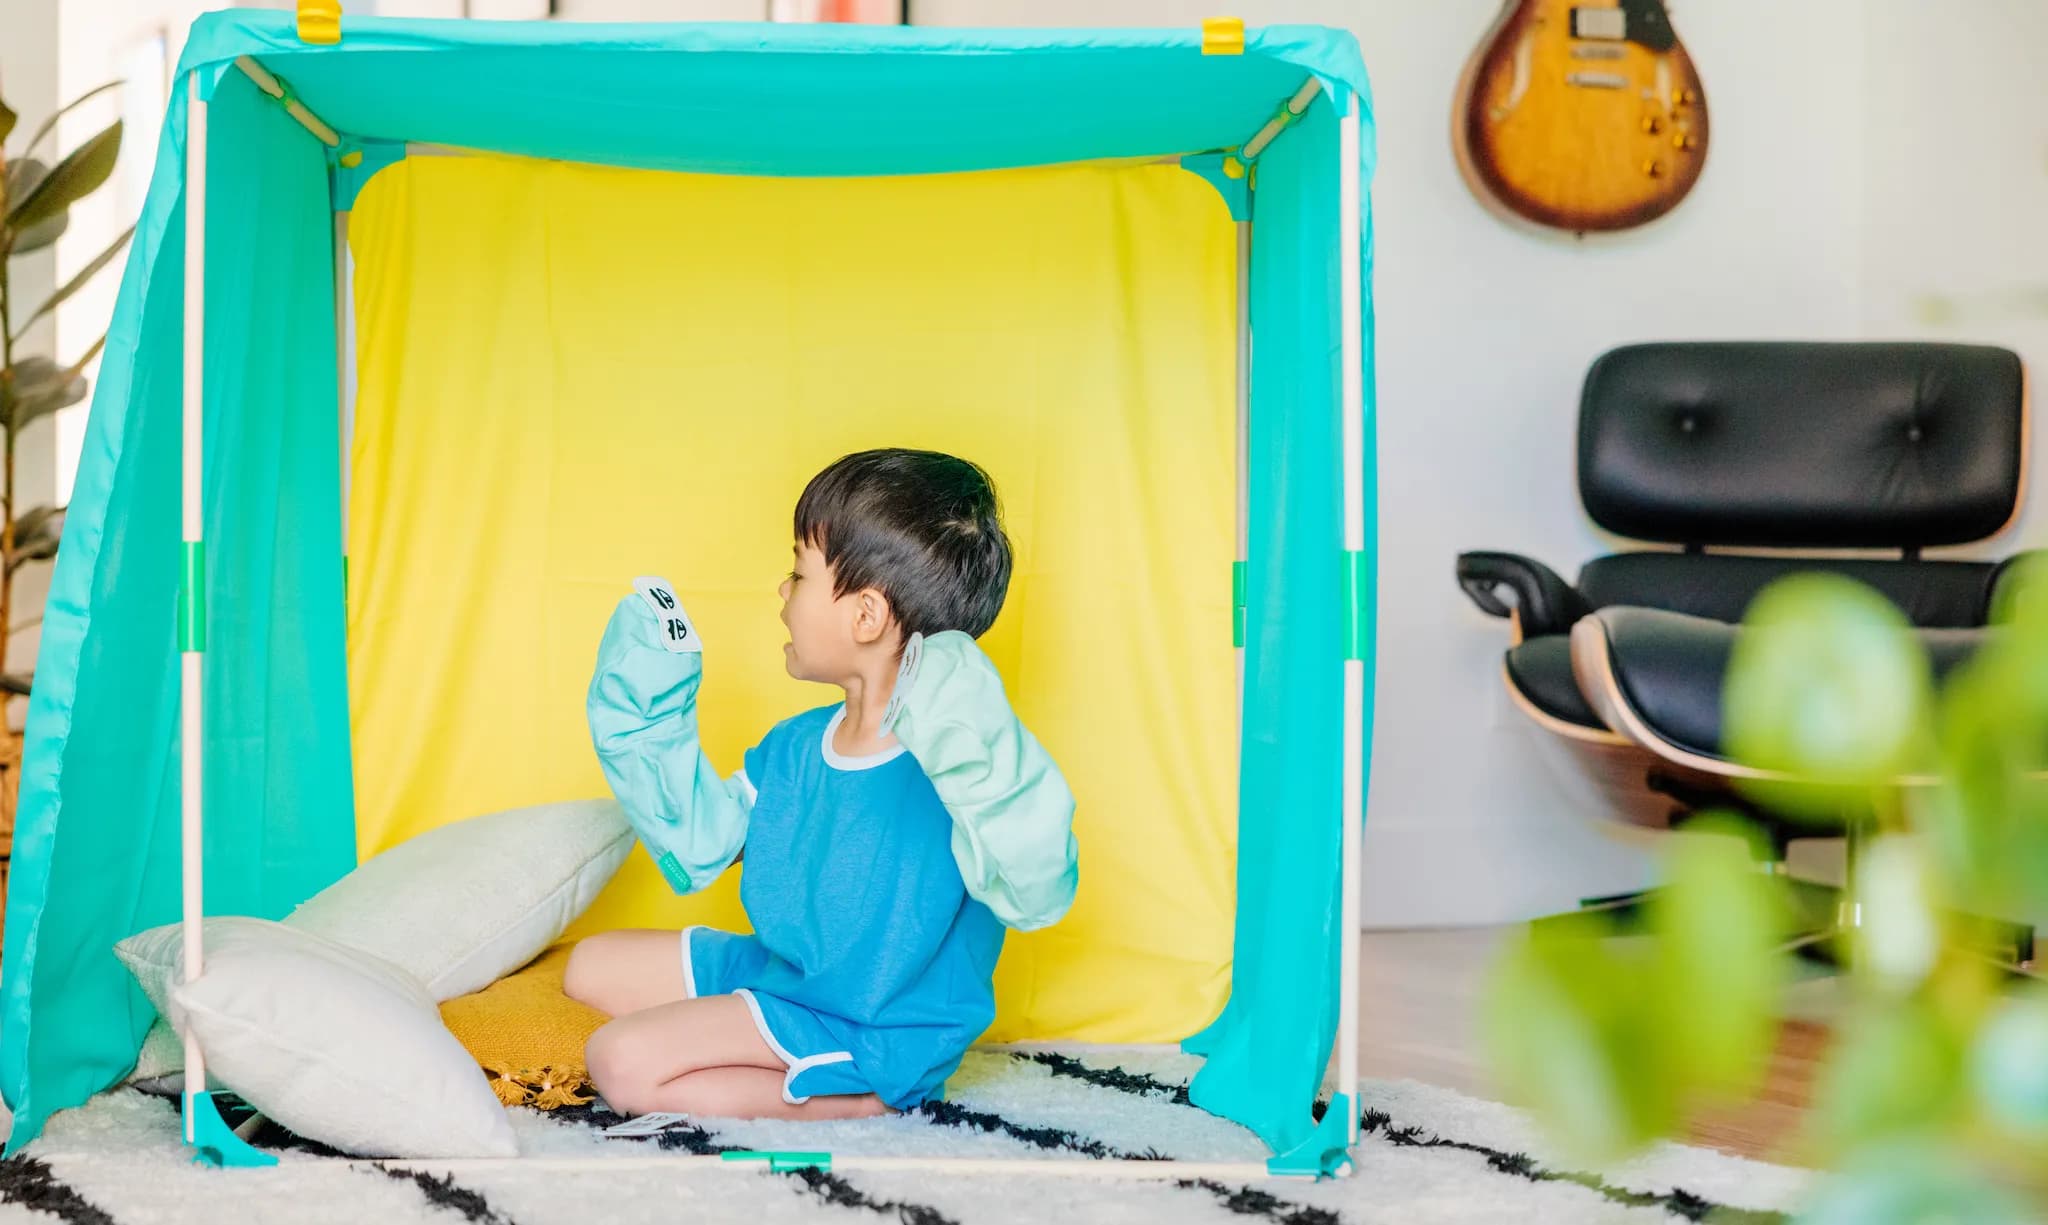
top-left (1356, 928), bottom-right (1833, 1165)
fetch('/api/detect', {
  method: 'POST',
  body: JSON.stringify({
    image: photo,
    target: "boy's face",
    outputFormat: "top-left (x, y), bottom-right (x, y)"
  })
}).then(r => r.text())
top-left (778, 540), bottom-right (891, 682)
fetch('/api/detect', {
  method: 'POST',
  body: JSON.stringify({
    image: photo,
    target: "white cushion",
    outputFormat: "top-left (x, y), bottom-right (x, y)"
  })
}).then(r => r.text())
top-left (129, 798), bottom-right (632, 1082)
top-left (116, 917), bottom-right (518, 1158)
top-left (288, 798), bottom-right (632, 999)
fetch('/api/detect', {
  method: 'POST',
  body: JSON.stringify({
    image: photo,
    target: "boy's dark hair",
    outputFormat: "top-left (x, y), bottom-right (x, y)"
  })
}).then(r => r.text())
top-left (795, 449), bottom-right (1012, 639)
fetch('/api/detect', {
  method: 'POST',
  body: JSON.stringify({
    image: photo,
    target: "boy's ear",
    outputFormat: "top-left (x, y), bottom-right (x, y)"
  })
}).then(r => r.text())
top-left (850, 587), bottom-right (895, 646)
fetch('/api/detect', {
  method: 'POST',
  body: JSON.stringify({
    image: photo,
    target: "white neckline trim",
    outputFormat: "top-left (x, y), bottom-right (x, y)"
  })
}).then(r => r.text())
top-left (821, 706), bottom-right (906, 772)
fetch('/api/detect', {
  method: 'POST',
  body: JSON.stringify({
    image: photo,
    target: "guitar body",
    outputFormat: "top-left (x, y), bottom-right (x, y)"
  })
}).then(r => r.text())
top-left (1453, 0), bottom-right (1709, 233)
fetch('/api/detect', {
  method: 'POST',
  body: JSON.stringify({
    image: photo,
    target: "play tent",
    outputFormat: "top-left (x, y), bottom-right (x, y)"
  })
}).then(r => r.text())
top-left (0, 7), bottom-right (1377, 1175)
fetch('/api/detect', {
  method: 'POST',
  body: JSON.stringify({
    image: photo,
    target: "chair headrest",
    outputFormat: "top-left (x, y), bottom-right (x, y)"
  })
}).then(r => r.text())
top-left (1578, 342), bottom-right (2025, 548)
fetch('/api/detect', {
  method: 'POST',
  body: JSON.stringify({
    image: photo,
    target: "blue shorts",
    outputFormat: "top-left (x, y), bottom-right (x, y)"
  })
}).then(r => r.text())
top-left (680, 926), bottom-right (885, 1105)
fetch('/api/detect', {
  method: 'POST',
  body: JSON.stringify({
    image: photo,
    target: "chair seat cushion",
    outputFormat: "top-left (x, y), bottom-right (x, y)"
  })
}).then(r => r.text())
top-left (1577, 551), bottom-right (2001, 628)
top-left (1505, 635), bottom-right (1605, 730)
top-left (1594, 606), bottom-right (1986, 759)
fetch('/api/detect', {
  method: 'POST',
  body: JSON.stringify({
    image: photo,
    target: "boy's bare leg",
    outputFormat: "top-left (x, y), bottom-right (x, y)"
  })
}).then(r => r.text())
top-left (654, 1067), bottom-right (891, 1120)
top-left (585, 994), bottom-right (889, 1121)
top-left (563, 930), bottom-right (692, 1017)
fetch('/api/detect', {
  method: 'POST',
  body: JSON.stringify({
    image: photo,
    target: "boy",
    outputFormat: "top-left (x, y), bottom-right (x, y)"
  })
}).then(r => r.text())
top-left (569, 449), bottom-right (1077, 1119)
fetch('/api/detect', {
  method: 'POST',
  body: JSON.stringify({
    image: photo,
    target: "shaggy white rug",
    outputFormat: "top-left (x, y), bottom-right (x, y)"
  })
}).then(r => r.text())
top-left (1, 1048), bottom-right (1811, 1224)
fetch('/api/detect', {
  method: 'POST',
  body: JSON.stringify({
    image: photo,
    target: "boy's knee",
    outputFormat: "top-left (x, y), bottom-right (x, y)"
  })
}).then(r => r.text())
top-left (584, 1020), bottom-right (651, 1115)
top-left (561, 936), bottom-right (611, 1010)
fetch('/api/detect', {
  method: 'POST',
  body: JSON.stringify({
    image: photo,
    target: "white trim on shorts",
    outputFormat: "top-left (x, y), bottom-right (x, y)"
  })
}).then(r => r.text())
top-left (732, 987), bottom-right (854, 1105)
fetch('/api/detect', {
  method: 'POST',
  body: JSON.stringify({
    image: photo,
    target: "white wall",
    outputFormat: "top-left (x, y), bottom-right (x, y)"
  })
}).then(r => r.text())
top-left (916, 0), bottom-right (2048, 926)
top-left (1857, 1), bottom-right (2048, 412)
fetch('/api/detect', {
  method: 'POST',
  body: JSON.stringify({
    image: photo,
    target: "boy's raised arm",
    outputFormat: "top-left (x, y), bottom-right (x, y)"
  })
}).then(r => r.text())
top-left (586, 580), bottom-right (752, 894)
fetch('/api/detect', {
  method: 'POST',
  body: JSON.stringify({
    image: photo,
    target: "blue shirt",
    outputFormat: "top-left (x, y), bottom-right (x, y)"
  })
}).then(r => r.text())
top-left (683, 704), bottom-right (1005, 1109)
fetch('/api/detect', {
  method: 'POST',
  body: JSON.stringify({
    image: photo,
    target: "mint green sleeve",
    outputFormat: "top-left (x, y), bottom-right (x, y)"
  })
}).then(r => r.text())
top-left (586, 595), bottom-right (752, 895)
top-left (889, 631), bottom-right (1079, 931)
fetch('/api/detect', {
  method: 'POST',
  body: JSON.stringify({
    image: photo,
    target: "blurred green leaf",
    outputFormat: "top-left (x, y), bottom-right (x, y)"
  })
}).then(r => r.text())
top-left (0, 339), bottom-right (100, 431)
top-left (1856, 835), bottom-right (1942, 990)
top-left (6, 505), bottom-right (62, 572)
top-left (13, 505), bottom-right (62, 546)
top-left (1811, 999), bottom-right (1965, 1154)
top-left (2, 156), bottom-right (48, 217)
top-left (10, 210), bottom-right (68, 254)
top-left (1726, 575), bottom-right (1933, 821)
top-left (18, 82), bottom-right (119, 162)
top-left (0, 158), bottom-right (66, 254)
top-left (5, 121), bottom-right (120, 234)
top-left (1482, 916), bottom-right (1672, 1162)
top-left (1796, 1143), bottom-right (2031, 1225)
top-left (0, 99), bottom-right (17, 145)
top-left (1986, 552), bottom-right (2048, 630)
top-left (10, 225), bottom-right (132, 342)
top-left (1971, 988), bottom-right (2048, 1139)
top-left (1647, 816), bottom-right (1787, 1103)
top-left (1931, 629), bottom-right (2048, 918)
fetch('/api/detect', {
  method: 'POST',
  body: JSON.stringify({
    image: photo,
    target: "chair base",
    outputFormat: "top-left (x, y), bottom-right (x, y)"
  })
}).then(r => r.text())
top-left (1541, 881), bottom-right (2038, 976)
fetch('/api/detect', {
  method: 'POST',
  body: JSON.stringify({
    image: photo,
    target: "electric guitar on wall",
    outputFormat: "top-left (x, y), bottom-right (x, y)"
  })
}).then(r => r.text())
top-left (1453, 0), bottom-right (1709, 234)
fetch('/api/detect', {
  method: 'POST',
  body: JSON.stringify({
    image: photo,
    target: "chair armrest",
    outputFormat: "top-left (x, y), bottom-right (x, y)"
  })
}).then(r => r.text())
top-left (1456, 551), bottom-right (1590, 638)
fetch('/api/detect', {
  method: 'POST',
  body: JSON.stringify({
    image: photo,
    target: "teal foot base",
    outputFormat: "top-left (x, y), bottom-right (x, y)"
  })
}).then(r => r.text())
top-left (186, 1091), bottom-right (278, 1168)
top-left (1267, 1093), bottom-right (1356, 1179)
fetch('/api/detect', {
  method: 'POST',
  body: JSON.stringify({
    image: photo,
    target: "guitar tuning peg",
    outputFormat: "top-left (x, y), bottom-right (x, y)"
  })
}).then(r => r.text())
top-left (1672, 132), bottom-right (1695, 151)
top-left (1641, 116), bottom-right (1664, 135)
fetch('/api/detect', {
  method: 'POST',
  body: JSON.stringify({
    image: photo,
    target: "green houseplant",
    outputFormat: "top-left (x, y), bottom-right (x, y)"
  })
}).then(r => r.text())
top-left (1485, 567), bottom-right (2048, 1222)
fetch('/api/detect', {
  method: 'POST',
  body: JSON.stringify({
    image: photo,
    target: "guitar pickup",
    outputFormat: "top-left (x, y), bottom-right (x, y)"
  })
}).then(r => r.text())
top-left (1570, 7), bottom-right (1628, 40)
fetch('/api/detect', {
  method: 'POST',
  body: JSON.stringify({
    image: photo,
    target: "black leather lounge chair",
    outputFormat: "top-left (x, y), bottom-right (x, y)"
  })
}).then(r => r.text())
top-left (1458, 341), bottom-right (2035, 966)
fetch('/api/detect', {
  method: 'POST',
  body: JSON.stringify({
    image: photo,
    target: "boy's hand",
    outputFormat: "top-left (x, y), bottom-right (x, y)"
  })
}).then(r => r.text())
top-left (591, 582), bottom-right (704, 727)
top-left (630, 576), bottom-right (702, 655)
top-left (587, 580), bottom-right (749, 894)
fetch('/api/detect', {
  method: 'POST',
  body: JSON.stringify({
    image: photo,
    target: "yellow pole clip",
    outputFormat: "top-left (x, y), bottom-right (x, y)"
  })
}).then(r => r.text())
top-left (298, 1), bottom-right (342, 45)
top-left (1202, 17), bottom-right (1246, 56)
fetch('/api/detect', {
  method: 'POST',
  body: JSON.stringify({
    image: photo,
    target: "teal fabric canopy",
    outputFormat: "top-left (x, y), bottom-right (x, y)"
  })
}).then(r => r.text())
top-left (0, 10), bottom-right (1376, 1161)
top-left (185, 15), bottom-right (1368, 178)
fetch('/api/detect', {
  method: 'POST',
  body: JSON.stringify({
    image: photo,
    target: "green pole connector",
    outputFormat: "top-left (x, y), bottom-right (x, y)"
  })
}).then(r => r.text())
top-left (1232, 560), bottom-right (1248, 648)
top-left (721, 1150), bottom-right (832, 1173)
top-left (178, 542), bottom-right (206, 653)
top-left (1342, 549), bottom-right (1370, 661)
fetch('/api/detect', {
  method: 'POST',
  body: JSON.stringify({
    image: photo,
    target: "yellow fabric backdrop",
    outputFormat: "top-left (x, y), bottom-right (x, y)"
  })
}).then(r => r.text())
top-left (346, 153), bottom-right (1237, 1041)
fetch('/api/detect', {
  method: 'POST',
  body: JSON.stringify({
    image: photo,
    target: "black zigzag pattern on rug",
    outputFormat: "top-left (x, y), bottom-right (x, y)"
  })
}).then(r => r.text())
top-left (374, 1167), bottom-right (517, 1225)
top-left (1015, 1052), bottom-right (1788, 1225)
top-left (916, 1094), bottom-right (1337, 1225)
top-left (915, 1098), bottom-right (1135, 1160)
top-left (0, 1156), bottom-right (118, 1225)
top-left (547, 1102), bottom-right (960, 1225)
top-left (1346, 1108), bottom-right (1783, 1225)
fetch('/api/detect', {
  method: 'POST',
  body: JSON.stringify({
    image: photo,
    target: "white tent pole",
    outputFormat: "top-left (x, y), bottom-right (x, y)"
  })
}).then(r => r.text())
top-left (1235, 220), bottom-right (1250, 707)
top-left (179, 73), bottom-right (209, 1137)
top-left (374, 1154), bottom-right (1291, 1181)
top-left (1335, 89), bottom-right (1366, 1143)
top-left (334, 211), bottom-right (353, 550)
top-left (1242, 80), bottom-right (1321, 163)
top-left (234, 56), bottom-right (340, 148)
